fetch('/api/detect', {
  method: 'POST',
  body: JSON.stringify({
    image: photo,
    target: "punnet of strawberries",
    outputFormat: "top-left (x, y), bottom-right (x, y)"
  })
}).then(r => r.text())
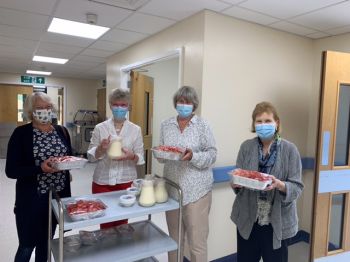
top-left (232, 169), bottom-right (271, 182)
top-left (66, 199), bottom-right (106, 215)
top-left (155, 145), bottom-right (184, 154)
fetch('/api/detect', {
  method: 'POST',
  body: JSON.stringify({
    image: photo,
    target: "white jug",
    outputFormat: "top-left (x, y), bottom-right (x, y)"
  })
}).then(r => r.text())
top-left (155, 178), bottom-right (168, 203)
top-left (107, 136), bottom-right (122, 158)
top-left (139, 179), bottom-right (156, 207)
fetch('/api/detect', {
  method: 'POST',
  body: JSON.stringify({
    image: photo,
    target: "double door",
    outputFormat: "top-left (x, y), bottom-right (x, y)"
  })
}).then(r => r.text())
top-left (312, 51), bottom-right (350, 261)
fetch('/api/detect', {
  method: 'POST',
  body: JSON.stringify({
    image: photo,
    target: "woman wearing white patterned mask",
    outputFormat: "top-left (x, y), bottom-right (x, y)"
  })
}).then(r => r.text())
top-left (88, 88), bottom-right (144, 229)
top-left (158, 86), bottom-right (217, 262)
top-left (6, 92), bottom-right (72, 262)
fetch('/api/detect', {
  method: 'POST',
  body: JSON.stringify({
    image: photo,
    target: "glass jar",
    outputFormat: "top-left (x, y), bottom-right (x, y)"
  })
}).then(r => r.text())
top-left (155, 178), bottom-right (168, 203)
top-left (139, 179), bottom-right (156, 207)
top-left (107, 136), bottom-right (122, 158)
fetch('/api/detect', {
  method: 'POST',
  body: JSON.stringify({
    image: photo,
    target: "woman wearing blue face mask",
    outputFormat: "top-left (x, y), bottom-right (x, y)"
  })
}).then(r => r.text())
top-left (87, 88), bottom-right (144, 229)
top-left (6, 92), bottom-right (72, 262)
top-left (230, 102), bottom-right (304, 262)
top-left (158, 86), bottom-right (217, 262)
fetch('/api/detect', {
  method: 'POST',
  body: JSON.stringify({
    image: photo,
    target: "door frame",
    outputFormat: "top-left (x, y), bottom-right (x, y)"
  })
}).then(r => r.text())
top-left (311, 51), bottom-right (350, 261)
top-left (120, 47), bottom-right (184, 89)
top-left (45, 85), bottom-right (67, 126)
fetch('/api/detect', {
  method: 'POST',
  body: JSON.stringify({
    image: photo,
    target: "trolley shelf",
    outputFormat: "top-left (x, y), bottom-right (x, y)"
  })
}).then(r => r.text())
top-left (51, 190), bottom-right (179, 231)
top-left (49, 175), bottom-right (183, 262)
top-left (51, 220), bottom-right (176, 262)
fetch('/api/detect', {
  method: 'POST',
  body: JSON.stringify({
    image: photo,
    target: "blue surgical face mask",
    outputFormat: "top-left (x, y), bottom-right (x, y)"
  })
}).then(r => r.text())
top-left (176, 104), bottom-right (193, 118)
top-left (112, 106), bottom-right (128, 120)
top-left (255, 123), bottom-right (276, 140)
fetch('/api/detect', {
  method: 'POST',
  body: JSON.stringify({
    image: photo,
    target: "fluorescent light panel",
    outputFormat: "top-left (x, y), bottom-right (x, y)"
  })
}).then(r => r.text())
top-left (33, 55), bottom-right (68, 64)
top-left (48, 18), bottom-right (110, 39)
top-left (26, 70), bottom-right (52, 76)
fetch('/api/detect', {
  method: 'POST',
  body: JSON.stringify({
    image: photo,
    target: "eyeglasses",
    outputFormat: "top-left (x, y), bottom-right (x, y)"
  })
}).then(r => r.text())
top-left (34, 106), bottom-right (52, 110)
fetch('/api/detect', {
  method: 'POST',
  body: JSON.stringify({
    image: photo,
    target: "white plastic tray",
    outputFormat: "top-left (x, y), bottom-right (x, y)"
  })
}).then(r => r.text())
top-left (51, 156), bottom-right (88, 170)
top-left (229, 170), bottom-right (272, 190)
top-left (151, 147), bottom-right (185, 160)
top-left (65, 198), bottom-right (107, 221)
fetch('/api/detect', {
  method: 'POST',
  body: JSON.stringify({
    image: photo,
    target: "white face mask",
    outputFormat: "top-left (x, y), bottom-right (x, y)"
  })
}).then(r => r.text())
top-left (33, 109), bottom-right (53, 124)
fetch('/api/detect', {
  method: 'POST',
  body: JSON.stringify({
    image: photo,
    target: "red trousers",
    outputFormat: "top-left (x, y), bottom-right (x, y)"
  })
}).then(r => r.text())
top-left (92, 181), bottom-right (132, 229)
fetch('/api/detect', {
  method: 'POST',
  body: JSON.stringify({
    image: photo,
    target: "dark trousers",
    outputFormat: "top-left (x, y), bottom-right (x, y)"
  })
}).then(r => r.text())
top-left (237, 223), bottom-right (288, 262)
top-left (14, 185), bottom-right (70, 262)
top-left (14, 197), bottom-right (58, 262)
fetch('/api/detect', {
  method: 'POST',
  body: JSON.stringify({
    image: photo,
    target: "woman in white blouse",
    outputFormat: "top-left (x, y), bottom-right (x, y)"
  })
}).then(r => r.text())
top-left (88, 88), bottom-right (144, 228)
top-left (159, 86), bottom-right (217, 262)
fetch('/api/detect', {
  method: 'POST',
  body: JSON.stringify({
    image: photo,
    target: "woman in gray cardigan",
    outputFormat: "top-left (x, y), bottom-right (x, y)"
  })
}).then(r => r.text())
top-left (231, 102), bottom-right (304, 262)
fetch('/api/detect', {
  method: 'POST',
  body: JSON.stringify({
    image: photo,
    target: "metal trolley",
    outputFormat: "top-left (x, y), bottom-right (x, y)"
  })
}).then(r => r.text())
top-left (48, 175), bottom-right (183, 262)
top-left (71, 110), bottom-right (99, 156)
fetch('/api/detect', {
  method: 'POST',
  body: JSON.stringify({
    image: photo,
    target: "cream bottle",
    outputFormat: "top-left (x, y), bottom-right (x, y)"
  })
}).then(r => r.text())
top-left (107, 136), bottom-right (122, 158)
top-left (155, 178), bottom-right (168, 203)
top-left (139, 179), bottom-right (156, 207)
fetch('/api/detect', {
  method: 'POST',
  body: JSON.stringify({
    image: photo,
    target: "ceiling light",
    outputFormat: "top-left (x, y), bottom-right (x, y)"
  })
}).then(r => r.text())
top-left (48, 17), bottom-right (110, 39)
top-left (33, 55), bottom-right (68, 64)
top-left (26, 70), bottom-right (52, 76)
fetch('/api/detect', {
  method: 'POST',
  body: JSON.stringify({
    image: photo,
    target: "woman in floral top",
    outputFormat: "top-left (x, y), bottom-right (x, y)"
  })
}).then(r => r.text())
top-left (158, 86), bottom-right (217, 262)
top-left (6, 92), bottom-right (72, 262)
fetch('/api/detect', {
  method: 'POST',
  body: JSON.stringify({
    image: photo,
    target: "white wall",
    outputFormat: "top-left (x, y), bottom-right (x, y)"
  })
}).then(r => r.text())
top-left (106, 11), bottom-right (205, 118)
top-left (0, 72), bottom-right (99, 123)
top-left (141, 58), bottom-right (179, 176)
top-left (201, 11), bottom-right (315, 259)
top-left (106, 9), bottom-right (350, 260)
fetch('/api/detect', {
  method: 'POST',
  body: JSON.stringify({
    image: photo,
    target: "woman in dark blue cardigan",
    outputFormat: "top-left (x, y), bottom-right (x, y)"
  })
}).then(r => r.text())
top-left (6, 92), bottom-right (72, 262)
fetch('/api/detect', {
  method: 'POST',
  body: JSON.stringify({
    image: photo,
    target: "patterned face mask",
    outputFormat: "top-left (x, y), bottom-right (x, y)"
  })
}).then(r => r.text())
top-left (33, 109), bottom-right (53, 124)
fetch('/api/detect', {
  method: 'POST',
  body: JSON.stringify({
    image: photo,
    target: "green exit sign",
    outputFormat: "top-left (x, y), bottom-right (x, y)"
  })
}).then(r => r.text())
top-left (20, 76), bottom-right (46, 84)
top-left (34, 77), bottom-right (45, 84)
top-left (21, 75), bottom-right (33, 83)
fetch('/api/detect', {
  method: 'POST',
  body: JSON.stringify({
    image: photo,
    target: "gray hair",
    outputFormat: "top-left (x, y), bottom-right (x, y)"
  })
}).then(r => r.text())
top-left (108, 88), bottom-right (130, 105)
top-left (23, 92), bottom-right (57, 121)
top-left (173, 86), bottom-right (199, 111)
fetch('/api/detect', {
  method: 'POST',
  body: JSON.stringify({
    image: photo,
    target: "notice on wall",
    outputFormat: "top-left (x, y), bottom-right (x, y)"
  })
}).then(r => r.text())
top-left (33, 86), bottom-right (47, 93)
top-left (20, 75), bottom-right (46, 85)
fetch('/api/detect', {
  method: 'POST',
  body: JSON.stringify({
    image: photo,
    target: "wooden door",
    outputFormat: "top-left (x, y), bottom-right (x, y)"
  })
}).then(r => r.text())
top-left (129, 71), bottom-right (154, 175)
top-left (0, 84), bottom-right (33, 125)
top-left (97, 88), bottom-right (106, 123)
top-left (311, 51), bottom-right (350, 261)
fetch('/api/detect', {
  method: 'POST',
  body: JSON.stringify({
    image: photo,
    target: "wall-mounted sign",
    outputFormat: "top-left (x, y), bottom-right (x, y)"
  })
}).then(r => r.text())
top-left (33, 86), bottom-right (47, 93)
top-left (34, 77), bottom-right (45, 84)
top-left (21, 75), bottom-right (33, 83)
top-left (20, 76), bottom-right (46, 85)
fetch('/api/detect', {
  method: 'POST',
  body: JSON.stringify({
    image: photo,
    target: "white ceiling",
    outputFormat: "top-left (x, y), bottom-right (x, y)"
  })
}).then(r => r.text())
top-left (1, 0), bottom-right (350, 80)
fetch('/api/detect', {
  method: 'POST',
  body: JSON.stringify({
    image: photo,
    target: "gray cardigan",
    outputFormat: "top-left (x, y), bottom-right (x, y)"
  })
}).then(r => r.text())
top-left (230, 137), bottom-right (304, 249)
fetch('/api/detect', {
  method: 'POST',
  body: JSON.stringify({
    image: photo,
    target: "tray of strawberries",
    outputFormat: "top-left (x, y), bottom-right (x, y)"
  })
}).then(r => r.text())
top-left (51, 156), bottom-right (88, 170)
top-left (65, 198), bottom-right (107, 221)
top-left (151, 145), bottom-right (186, 160)
top-left (229, 168), bottom-right (272, 190)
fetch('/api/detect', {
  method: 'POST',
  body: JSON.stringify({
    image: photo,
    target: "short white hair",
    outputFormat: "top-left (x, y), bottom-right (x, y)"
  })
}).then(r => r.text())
top-left (23, 92), bottom-right (57, 121)
top-left (108, 88), bottom-right (130, 106)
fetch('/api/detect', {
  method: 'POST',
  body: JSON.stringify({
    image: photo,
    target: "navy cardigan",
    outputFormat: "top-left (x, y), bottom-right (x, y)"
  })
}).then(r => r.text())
top-left (5, 123), bottom-right (72, 203)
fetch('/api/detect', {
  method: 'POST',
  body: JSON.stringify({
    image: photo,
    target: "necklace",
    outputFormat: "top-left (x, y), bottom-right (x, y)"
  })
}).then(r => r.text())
top-left (114, 121), bottom-right (124, 134)
top-left (177, 117), bottom-right (192, 131)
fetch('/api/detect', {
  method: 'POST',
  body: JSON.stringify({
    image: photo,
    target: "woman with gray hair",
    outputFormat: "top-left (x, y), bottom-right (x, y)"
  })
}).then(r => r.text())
top-left (158, 86), bottom-right (217, 262)
top-left (88, 88), bottom-right (144, 228)
top-left (6, 92), bottom-right (72, 262)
